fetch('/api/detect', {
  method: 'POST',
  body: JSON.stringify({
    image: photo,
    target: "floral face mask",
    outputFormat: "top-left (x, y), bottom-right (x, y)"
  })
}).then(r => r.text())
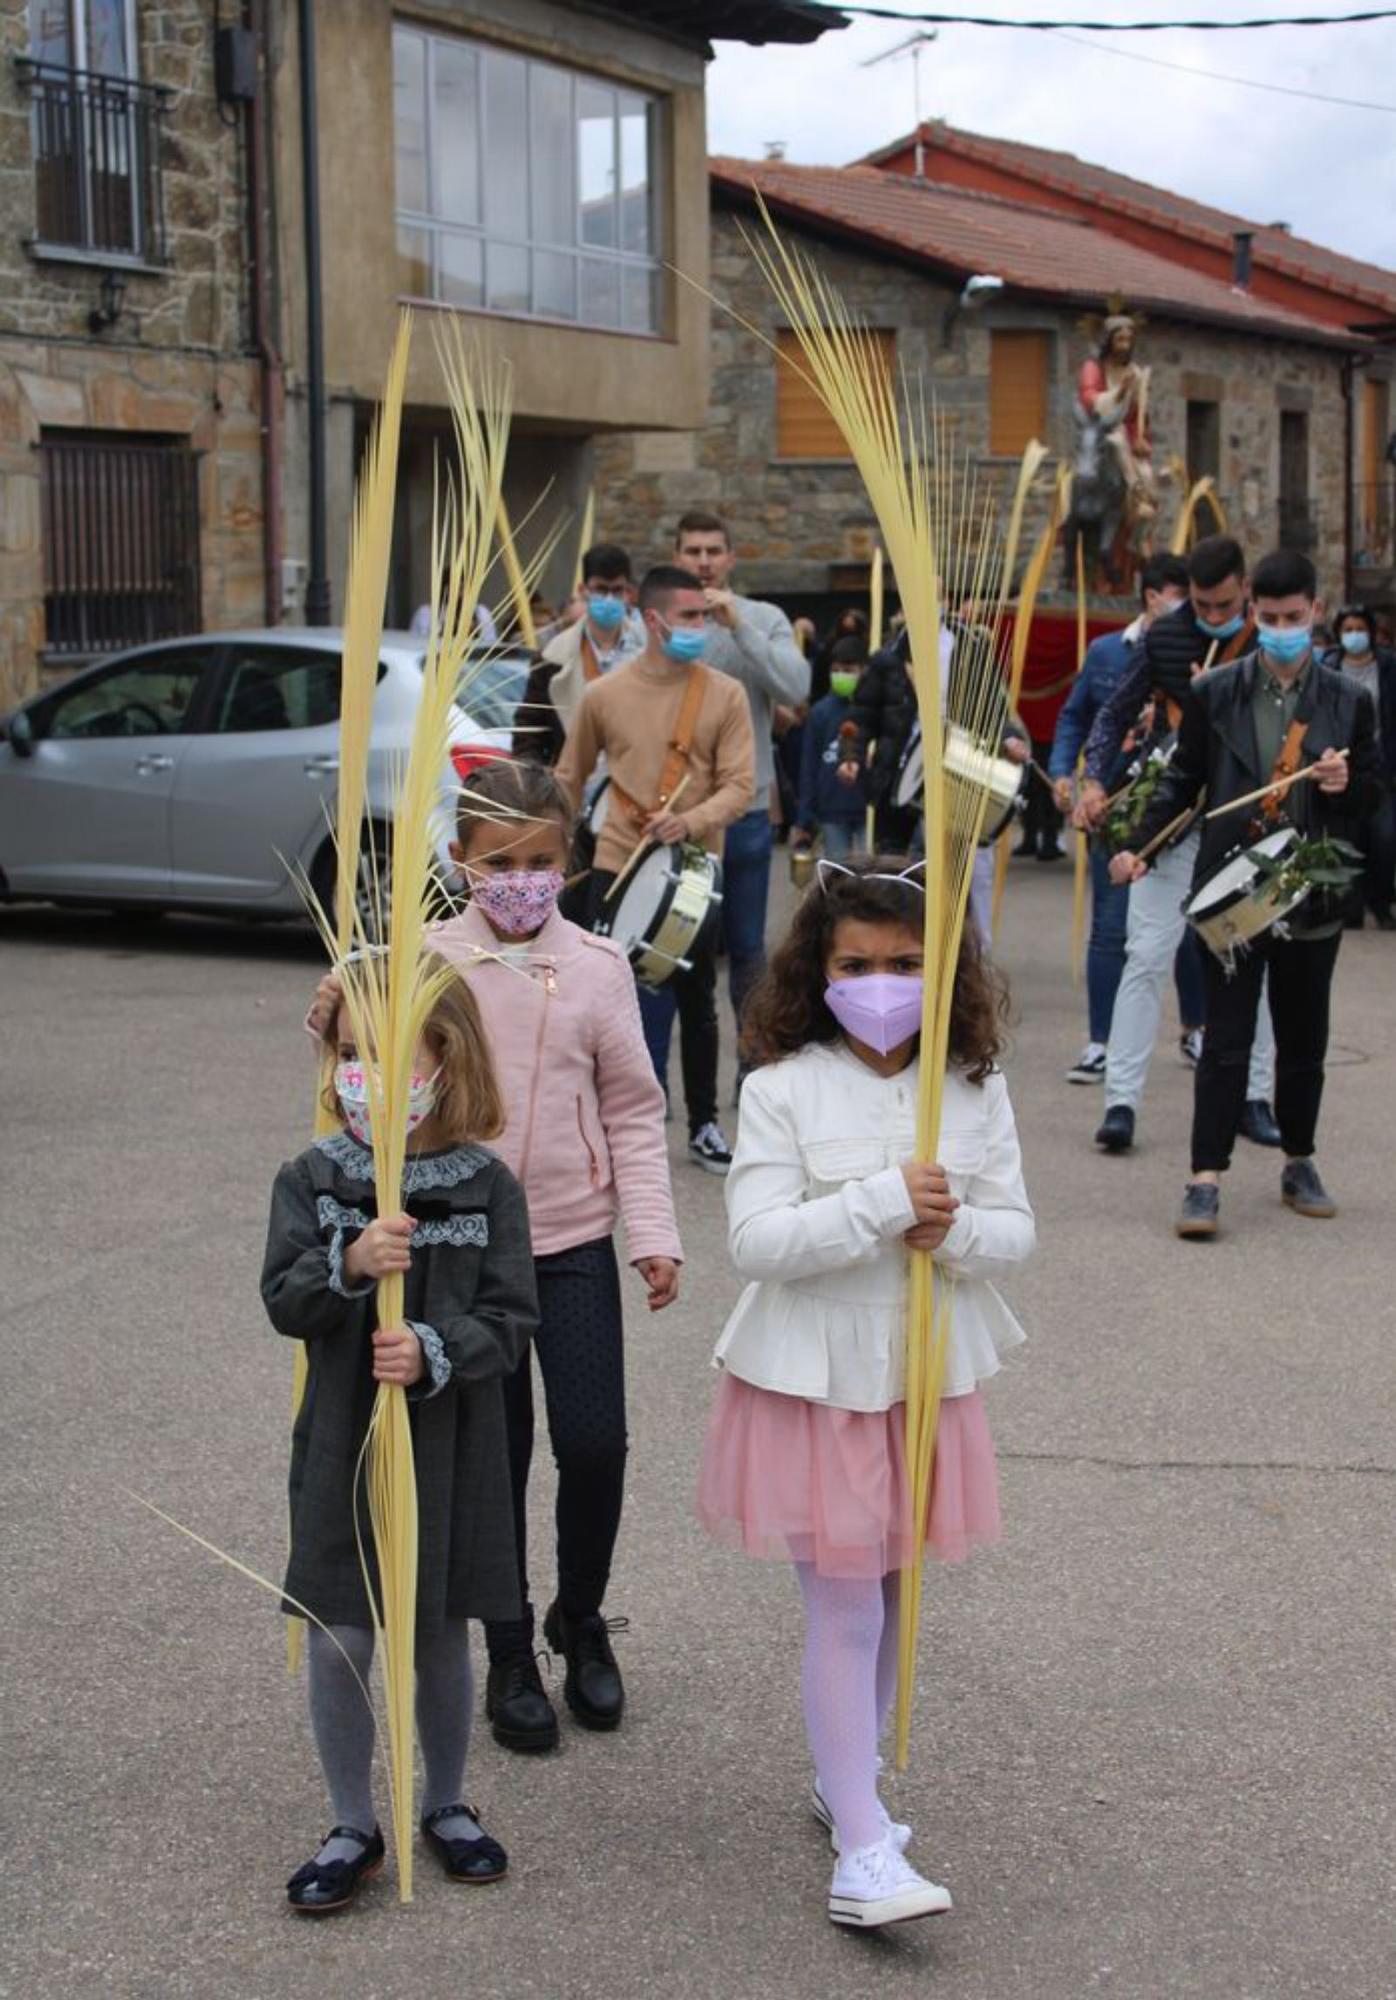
top-left (467, 867), bottom-right (565, 937)
top-left (333, 1061), bottom-right (437, 1147)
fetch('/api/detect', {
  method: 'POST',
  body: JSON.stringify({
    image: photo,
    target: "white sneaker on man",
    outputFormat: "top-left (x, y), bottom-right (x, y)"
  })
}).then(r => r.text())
top-left (810, 1777), bottom-right (911, 1854)
top-left (828, 1835), bottom-right (952, 1927)
top-left (1179, 1028), bottom-right (1203, 1067)
top-left (1066, 1042), bottom-right (1107, 1084)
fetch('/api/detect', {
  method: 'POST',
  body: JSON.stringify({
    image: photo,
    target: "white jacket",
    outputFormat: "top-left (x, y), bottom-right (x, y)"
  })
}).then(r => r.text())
top-left (715, 1041), bottom-right (1034, 1411)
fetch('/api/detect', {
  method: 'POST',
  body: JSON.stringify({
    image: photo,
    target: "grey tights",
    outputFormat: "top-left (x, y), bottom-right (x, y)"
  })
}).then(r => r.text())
top-left (306, 1619), bottom-right (478, 1863)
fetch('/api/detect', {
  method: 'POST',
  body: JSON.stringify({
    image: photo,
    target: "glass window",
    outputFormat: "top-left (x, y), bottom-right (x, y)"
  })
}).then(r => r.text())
top-left (29, 1), bottom-right (135, 75)
top-left (43, 653), bottom-right (207, 739)
top-left (215, 646), bottom-right (342, 734)
top-left (432, 37), bottom-right (479, 227)
top-left (393, 27), bottom-right (428, 215)
top-left (391, 27), bottom-right (662, 333)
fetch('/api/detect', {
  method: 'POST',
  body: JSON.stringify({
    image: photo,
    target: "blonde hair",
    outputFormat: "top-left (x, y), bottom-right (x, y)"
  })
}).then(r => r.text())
top-left (321, 951), bottom-right (505, 1145)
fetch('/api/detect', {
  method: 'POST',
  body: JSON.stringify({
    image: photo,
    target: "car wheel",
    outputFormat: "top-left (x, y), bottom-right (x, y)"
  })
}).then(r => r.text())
top-left (309, 824), bottom-right (393, 949)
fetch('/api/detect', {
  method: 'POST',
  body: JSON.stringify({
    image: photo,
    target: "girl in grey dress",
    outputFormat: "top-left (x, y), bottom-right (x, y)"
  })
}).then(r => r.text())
top-left (262, 963), bottom-right (539, 1912)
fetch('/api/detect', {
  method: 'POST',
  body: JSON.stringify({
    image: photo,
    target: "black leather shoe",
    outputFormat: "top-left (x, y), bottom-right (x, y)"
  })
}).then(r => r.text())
top-left (542, 1602), bottom-right (625, 1731)
top-left (1094, 1105), bottom-right (1135, 1153)
top-left (1037, 841), bottom-right (1065, 862)
top-left (1176, 1182), bottom-right (1220, 1239)
top-left (421, 1804), bottom-right (508, 1884)
top-left (1239, 1099), bottom-right (1282, 1148)
top-left (1281, 1158), bottom-right (1337, 1218)
top-left (486, 1653), bottom-right (559, 1754)
top-left (286, 1825), bottom-right (384, 1915)
top-left (1373, 908), bottom-right (1396, 932)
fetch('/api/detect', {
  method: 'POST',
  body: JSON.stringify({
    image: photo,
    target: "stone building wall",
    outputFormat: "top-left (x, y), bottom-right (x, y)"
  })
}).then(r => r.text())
top-left (0, 0), bottom-right (263, 706)
top-left (594, 205), bottom-right (1351, 611)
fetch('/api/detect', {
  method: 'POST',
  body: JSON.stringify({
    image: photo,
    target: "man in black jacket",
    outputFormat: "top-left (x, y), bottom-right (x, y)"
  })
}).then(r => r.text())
top-left (836, 620), bottom-right (925, 849)
top-left (1113, 550), bottom-right (1382, 1239)
top-left (1078, 535), bottom-right (1279, 1154)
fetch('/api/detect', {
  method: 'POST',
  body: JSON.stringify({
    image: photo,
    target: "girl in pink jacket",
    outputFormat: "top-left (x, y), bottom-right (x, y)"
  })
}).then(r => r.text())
top-left (312, 758), bottom-right (680, 1754)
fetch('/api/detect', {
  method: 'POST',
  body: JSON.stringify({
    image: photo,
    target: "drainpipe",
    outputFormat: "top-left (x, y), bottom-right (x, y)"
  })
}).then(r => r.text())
top-left (297, 0), bottom-right (331, 625)
top-left (1341, 352), bottom-right (1356, 603)
top-left (246, 0), bottom-right (283, 628)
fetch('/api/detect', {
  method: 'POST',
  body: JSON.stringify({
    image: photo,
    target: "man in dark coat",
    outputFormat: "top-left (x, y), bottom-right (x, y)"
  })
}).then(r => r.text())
top-left (1114, 550), bottom-right (1382, 1240)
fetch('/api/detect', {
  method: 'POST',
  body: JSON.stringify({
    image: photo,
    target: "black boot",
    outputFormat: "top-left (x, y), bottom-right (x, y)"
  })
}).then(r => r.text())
top-left (543, 1602), bottom-right (625, 1731)
top-left (485, 1651), bottom-right (559, 1754)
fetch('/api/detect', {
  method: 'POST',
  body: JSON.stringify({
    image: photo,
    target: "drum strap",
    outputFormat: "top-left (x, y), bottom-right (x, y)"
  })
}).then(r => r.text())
top-left (607, 667), bottom-right (709, 831)
top-left (1261, 717), bottom-right (1308, 824)
top-left (1220, 616), bottom-right (1257, 665)
top-left (581, 632), bottom-right (603, 683)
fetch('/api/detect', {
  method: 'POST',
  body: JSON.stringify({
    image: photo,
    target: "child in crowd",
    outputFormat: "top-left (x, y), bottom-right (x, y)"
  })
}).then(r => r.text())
top-left (264, 967), bottom-right (538, 1912)
top-left (697, 858), bottom-right (1034, 1929)
top-left (308, 760), bottom-right (680, 1756)
top-left (792, 635), bottom-right (870, 863)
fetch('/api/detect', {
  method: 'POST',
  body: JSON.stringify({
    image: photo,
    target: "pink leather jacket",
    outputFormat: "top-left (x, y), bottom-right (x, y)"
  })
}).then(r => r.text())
top-left (429, 901), bottom-right (681, 1265)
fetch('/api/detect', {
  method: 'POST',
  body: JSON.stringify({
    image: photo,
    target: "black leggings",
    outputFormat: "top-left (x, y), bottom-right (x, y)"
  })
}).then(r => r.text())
top-left (486, 1236), bottom-right (627, 1663)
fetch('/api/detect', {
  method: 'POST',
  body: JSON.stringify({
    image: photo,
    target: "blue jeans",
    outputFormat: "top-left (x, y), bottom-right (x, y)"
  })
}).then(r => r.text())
top-left (1088, 845), bottom-right (1206, 1045)
top-left (722, 808), bottom-right (774, 1026)
top-left (820, 818), bottom-right (865, 863)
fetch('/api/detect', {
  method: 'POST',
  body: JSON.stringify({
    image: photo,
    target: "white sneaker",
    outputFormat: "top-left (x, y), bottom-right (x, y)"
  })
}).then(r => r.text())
top-left (688, 1122), bottom-right (733, 1175)
top-left (1179, 1028), bottom-right (1203, 1067)
top-left (828, 1835), bottom-right (952, 1928)
top-left (1065, 1042), bottom-right (1107, 1084)
top-left (810, 1777), bottom-right (911, 1855)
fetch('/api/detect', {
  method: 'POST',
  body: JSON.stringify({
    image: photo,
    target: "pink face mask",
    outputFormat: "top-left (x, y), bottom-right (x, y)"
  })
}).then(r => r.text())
top-left (824, 974), bottom-right (924, 1056)
top-left (467, 867), bottom-right (565, 937)
top-left (333, 1062), bottom-right (437, 1147)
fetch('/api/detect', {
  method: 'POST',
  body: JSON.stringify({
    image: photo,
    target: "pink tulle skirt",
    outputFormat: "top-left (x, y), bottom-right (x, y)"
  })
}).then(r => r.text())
top-left (696, 1374), bottom-right (1000, 1579)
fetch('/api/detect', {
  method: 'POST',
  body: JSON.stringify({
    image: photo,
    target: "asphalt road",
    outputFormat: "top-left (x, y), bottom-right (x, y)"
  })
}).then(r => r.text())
top-left (2, 859), bottom-right (1393, 2000)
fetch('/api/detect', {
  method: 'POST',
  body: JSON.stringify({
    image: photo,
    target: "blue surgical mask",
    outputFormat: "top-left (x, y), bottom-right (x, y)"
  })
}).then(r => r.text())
top-left (1340, 630), bottom-right (1371, 657)
top-left (586, 593), bottom-right (626, 632)
top-left (1195, 610), bottom-right (1245, 641)
top-left (1257, 623), bottom-right (1312, 666)
top-left (658, 620), bottom-right (708, 666)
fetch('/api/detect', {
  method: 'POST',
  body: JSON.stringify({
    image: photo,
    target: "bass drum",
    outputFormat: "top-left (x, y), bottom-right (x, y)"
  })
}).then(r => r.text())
top-left (571, 773), bottom-right (611, 875)
top-left (601, 843), bottom-right (723, 989)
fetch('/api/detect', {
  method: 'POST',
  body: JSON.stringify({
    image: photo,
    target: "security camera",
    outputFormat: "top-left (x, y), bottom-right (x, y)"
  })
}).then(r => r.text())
top-left (960, 274), bottom-right (1005, 307)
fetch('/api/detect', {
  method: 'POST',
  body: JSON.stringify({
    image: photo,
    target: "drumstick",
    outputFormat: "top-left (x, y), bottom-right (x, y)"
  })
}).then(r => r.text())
top-left (1136, 799), bottom-right (1205, 863)
top-left (603, 771), bottom-right (694, 906)
top-left (1203, 749), bottom-right (1348, 821)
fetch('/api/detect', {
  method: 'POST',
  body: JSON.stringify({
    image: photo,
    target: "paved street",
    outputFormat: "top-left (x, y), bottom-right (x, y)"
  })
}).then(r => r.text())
top-left (2, 860), bottom-right (1393, 2000)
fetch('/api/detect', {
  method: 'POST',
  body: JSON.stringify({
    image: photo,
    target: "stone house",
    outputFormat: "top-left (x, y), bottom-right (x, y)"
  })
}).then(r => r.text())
top-left (0, 0), bottom-right (845, 705)
top-left (595, 159), bottom-right (1374, 630)
top-left (0, 0), bottom-right (266, 709)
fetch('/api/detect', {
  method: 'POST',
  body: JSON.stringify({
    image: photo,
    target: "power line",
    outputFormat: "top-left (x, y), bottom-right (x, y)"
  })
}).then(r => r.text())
top-left (1049, 23), bottom-right (1396, 109)
top-left (815, 6), bottom-right (1396, 28)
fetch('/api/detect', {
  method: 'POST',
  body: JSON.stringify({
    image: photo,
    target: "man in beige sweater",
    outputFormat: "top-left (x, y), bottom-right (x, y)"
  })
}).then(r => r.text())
top-left (557, 565), bottom-right (755, 1173)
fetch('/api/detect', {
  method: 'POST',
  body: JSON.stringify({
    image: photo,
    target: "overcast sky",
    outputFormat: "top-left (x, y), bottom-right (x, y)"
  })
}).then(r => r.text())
top-left (707, 2), bottom-right (1396, 273)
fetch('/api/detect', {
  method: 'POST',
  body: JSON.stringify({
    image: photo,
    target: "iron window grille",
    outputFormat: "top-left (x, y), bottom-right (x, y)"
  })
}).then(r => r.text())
top-left (39, 431), bottom-right (201, 657)
top-left (16, 57), bottom-right (171, 262)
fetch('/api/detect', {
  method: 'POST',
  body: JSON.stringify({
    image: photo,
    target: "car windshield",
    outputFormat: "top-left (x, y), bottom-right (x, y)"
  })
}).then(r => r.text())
top-left (412, 652), bottom-right (528, 732)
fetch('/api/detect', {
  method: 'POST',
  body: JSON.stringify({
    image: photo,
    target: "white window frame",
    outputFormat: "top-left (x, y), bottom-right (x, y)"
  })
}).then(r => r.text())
top-left (392, 23), bottom-right (666, 339)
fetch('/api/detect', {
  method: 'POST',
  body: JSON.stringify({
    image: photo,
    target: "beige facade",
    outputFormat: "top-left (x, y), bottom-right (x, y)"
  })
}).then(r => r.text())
top-left (272, 0), bottom-right (714, 621)
top-left (595, 205), bottom-right (1357, 615)
top-left (0, 0), bottom-right (264, 707)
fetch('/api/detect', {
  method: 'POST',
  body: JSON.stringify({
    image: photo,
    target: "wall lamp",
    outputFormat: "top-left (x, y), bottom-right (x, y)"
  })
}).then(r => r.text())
top-left (89, 268), bottom-right (127, 335)
top-left (941, 272), bottom-right (1006, 348)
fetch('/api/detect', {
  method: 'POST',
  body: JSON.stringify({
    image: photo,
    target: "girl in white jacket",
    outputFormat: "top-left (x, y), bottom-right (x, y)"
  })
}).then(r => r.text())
top-left (697, 858), bottom-right (1034, 1929)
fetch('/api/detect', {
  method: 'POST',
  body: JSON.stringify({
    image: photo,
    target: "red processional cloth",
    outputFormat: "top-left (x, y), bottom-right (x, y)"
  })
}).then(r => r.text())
top-left (1003, 607), bottom-right (1129, 742)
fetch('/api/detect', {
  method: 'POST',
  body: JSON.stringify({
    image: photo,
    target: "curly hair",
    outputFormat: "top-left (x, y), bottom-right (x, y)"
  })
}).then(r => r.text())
top-left (740, 855), bottom-right (1008, 1083)
top-left (319, 951), bottom-right (505, 1144)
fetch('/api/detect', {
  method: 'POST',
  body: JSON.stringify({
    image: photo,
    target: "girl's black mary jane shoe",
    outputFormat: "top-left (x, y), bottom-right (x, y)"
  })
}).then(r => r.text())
top-left (286, 1825), bottom-right (385, 1915)
top-left (421, 1804), bottom-right (508, 1884)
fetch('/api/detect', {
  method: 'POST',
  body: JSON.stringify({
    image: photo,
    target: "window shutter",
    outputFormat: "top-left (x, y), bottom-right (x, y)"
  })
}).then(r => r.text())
top-left (776, 329), bottom-right (895, 459)
top-left (989, 331), bottom-right (1049, 457)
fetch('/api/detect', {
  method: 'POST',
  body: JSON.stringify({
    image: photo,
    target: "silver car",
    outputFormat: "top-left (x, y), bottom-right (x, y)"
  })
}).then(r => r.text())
top-left (0, 628), bottom-right (528, 924)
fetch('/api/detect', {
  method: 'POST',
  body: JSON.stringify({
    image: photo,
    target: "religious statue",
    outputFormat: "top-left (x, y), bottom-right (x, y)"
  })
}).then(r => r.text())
top-left (1063, 309), bottom-right (1160, 592)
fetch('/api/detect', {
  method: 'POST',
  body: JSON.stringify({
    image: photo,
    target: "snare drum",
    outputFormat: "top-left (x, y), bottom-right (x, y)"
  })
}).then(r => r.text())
top-left (603, 842), bottom-right (723, 988)
top-left (1184, 828), bottom-right (1308, 962)
top-left (895, 722), bottom-right (1026, 844)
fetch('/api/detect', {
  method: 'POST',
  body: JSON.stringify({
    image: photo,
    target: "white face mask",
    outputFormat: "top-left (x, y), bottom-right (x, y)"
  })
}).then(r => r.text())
top-left (333, 1061), bottom-right (437, 1147)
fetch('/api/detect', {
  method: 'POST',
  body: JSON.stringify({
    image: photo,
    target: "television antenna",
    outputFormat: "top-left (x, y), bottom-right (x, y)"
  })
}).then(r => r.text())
top-left (860, 30), bottom-right (939, 176)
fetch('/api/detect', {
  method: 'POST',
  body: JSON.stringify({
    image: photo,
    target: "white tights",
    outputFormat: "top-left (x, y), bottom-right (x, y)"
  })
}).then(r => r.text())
top-left (795, 1565), bottom-right (901, 1854)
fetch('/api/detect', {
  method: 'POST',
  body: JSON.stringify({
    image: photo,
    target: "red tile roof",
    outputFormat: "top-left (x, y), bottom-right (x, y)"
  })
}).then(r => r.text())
top-left (709, 156), bottom-right (1362, 347)
top-left (862, 122), bottom-right (1396, 319)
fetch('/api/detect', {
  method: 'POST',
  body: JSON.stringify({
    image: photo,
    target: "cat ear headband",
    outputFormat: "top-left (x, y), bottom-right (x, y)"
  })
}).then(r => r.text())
top-left (815, 858), bottom-right (927, 896)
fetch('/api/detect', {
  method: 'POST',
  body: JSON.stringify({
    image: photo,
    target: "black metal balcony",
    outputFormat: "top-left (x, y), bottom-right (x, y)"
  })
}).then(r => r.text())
top-left (15, 58), bottom-right (171, 263)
